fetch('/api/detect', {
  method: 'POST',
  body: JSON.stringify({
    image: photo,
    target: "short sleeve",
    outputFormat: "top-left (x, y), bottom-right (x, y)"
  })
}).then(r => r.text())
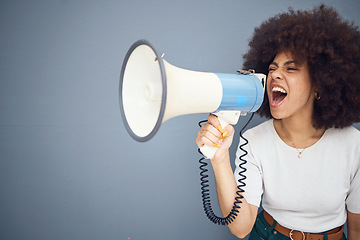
top-left (346, 159), bottom-right (360, 213)
top-left (234, 133), bottom-right (263, 207)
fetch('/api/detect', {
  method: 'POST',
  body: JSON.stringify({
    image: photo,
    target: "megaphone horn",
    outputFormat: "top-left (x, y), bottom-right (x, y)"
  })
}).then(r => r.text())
top-left (119, 39), bottom-right (266, 157)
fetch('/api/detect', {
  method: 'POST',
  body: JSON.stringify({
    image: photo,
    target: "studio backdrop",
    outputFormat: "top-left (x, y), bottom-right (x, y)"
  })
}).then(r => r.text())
top-left (1, 0), bottom-right (359, 240)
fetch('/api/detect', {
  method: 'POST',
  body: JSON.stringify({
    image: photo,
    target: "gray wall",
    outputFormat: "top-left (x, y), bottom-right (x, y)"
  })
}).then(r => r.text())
top-left (1, 0), bottom-right (359, 240)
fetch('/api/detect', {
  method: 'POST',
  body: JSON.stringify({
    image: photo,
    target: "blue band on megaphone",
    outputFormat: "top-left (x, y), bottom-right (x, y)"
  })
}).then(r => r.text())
top-left (215, 73), bottom-right (263, 112)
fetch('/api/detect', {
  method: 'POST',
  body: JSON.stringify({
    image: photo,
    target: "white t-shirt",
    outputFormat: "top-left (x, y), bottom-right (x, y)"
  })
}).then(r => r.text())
top-left (234, 119), bottom-right (360, 233)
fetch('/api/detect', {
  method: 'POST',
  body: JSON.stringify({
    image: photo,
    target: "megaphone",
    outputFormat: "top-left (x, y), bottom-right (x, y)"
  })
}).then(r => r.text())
top-left (119, 39), bottom-right (266, 158)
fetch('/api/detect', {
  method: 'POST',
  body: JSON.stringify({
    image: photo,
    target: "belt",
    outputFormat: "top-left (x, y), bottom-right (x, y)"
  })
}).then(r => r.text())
top-left (263, 211), bottom-right (344, 240)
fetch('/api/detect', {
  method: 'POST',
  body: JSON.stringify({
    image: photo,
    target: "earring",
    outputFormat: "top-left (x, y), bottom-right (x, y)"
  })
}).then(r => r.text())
top-left (315, 91), bottom-right (321, 100)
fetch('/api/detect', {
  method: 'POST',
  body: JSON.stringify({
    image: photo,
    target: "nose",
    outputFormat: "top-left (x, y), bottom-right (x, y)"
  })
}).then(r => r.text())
top-left (270, 69), bottom-right (283, 80)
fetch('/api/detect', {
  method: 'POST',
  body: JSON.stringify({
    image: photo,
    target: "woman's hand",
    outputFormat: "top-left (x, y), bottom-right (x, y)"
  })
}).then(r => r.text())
top-left (196, 114), bottom-right (235, 160)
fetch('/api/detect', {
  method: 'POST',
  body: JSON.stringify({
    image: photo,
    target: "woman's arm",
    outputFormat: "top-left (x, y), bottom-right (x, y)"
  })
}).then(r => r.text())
top-left (211, 153), bottom-right (258, 238)
top-left (347, 211), bottom-right (360, 240)
top-left (196, 114), bottom-right (258, 238)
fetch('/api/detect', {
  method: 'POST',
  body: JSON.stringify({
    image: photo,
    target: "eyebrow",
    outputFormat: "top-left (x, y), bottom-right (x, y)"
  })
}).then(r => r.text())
top-left (269, 60), bottom-right (297, 66)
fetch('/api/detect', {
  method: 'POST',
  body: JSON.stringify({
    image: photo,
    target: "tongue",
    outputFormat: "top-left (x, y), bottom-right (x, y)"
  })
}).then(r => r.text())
top-left (273, 92), bottom-right (287, 104)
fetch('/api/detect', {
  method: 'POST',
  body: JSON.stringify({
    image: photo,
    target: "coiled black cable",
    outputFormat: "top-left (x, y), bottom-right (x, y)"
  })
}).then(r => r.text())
top-left (198, 113), bottom-right (254, 225)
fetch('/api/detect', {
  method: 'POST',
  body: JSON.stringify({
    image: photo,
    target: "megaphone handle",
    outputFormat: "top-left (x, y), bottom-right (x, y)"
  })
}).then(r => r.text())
top-left (199, 111), bottom-right (240, 159)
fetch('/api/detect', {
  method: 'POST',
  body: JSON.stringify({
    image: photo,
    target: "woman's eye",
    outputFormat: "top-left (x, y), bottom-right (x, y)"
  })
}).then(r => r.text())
top-left (287, 67), bottom-right (298, 71)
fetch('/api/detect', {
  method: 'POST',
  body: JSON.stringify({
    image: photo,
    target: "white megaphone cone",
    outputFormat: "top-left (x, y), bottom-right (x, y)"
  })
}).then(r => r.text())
top-left (119, 39), bottom-right (266, 159)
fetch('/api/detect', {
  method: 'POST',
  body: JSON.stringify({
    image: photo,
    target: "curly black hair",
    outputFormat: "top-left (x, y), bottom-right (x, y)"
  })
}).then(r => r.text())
top-left (243, 4), bottom-right (360, 129)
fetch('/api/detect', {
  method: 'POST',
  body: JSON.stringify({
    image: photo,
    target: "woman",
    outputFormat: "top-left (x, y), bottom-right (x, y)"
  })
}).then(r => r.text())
top-left (196, 5), bottom-right (360, 240)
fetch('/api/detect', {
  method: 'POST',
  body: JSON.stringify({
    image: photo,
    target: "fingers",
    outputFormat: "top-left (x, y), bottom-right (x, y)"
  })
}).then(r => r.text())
top-left (196, 122), bottom-right (221, 148)
top-left (207, 114), bottom-right (220, 127)
top-left (196, 114), bottom-right (232, 149)
top-left (207, 114), bottom-right (231, 141)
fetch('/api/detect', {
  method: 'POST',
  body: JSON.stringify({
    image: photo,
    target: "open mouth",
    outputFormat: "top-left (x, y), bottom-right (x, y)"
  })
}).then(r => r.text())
top-left (271, 86), bottom-right (287, 105)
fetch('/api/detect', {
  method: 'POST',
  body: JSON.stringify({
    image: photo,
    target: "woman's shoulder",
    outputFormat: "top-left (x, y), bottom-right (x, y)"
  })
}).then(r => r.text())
top-left (244, 119), bottom-right (275, 142)
top-left (325, 125), bottom-right (360, 153)
top-left (246, 119), bottom-right (274, 134)
top-left (328, 125), bottom-right (360, 140)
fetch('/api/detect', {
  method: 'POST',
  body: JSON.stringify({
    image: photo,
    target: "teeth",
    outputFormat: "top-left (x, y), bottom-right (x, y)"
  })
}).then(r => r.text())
top-left (272, 87), bottom-right (286, 93)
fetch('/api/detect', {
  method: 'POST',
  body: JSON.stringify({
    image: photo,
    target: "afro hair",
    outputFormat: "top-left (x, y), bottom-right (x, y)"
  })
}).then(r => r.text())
top-left (243, 4), bottom-right (360, 129)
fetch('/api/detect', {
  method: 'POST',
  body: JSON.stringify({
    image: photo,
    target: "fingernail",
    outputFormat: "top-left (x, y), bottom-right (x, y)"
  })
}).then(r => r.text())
top-left (222, 130), bottom-right (229, 138)
top-left (213, 143), bottom-right (220, 148)
top-left (217, 125), bottom-right (224, 133)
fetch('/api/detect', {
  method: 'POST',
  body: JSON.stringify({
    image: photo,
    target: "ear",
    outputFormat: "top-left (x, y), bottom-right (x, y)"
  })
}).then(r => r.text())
top-left (313, 86), bottom-right (321, 100)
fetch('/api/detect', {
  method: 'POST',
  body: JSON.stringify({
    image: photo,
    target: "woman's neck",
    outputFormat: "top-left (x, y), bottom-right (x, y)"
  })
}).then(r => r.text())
top-left (274, 117), bottom-right (325, 149)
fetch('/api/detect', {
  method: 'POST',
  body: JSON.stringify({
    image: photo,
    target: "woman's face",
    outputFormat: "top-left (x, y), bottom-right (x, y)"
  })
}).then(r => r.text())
top-left (267, 51), bottom-right (315, 120)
